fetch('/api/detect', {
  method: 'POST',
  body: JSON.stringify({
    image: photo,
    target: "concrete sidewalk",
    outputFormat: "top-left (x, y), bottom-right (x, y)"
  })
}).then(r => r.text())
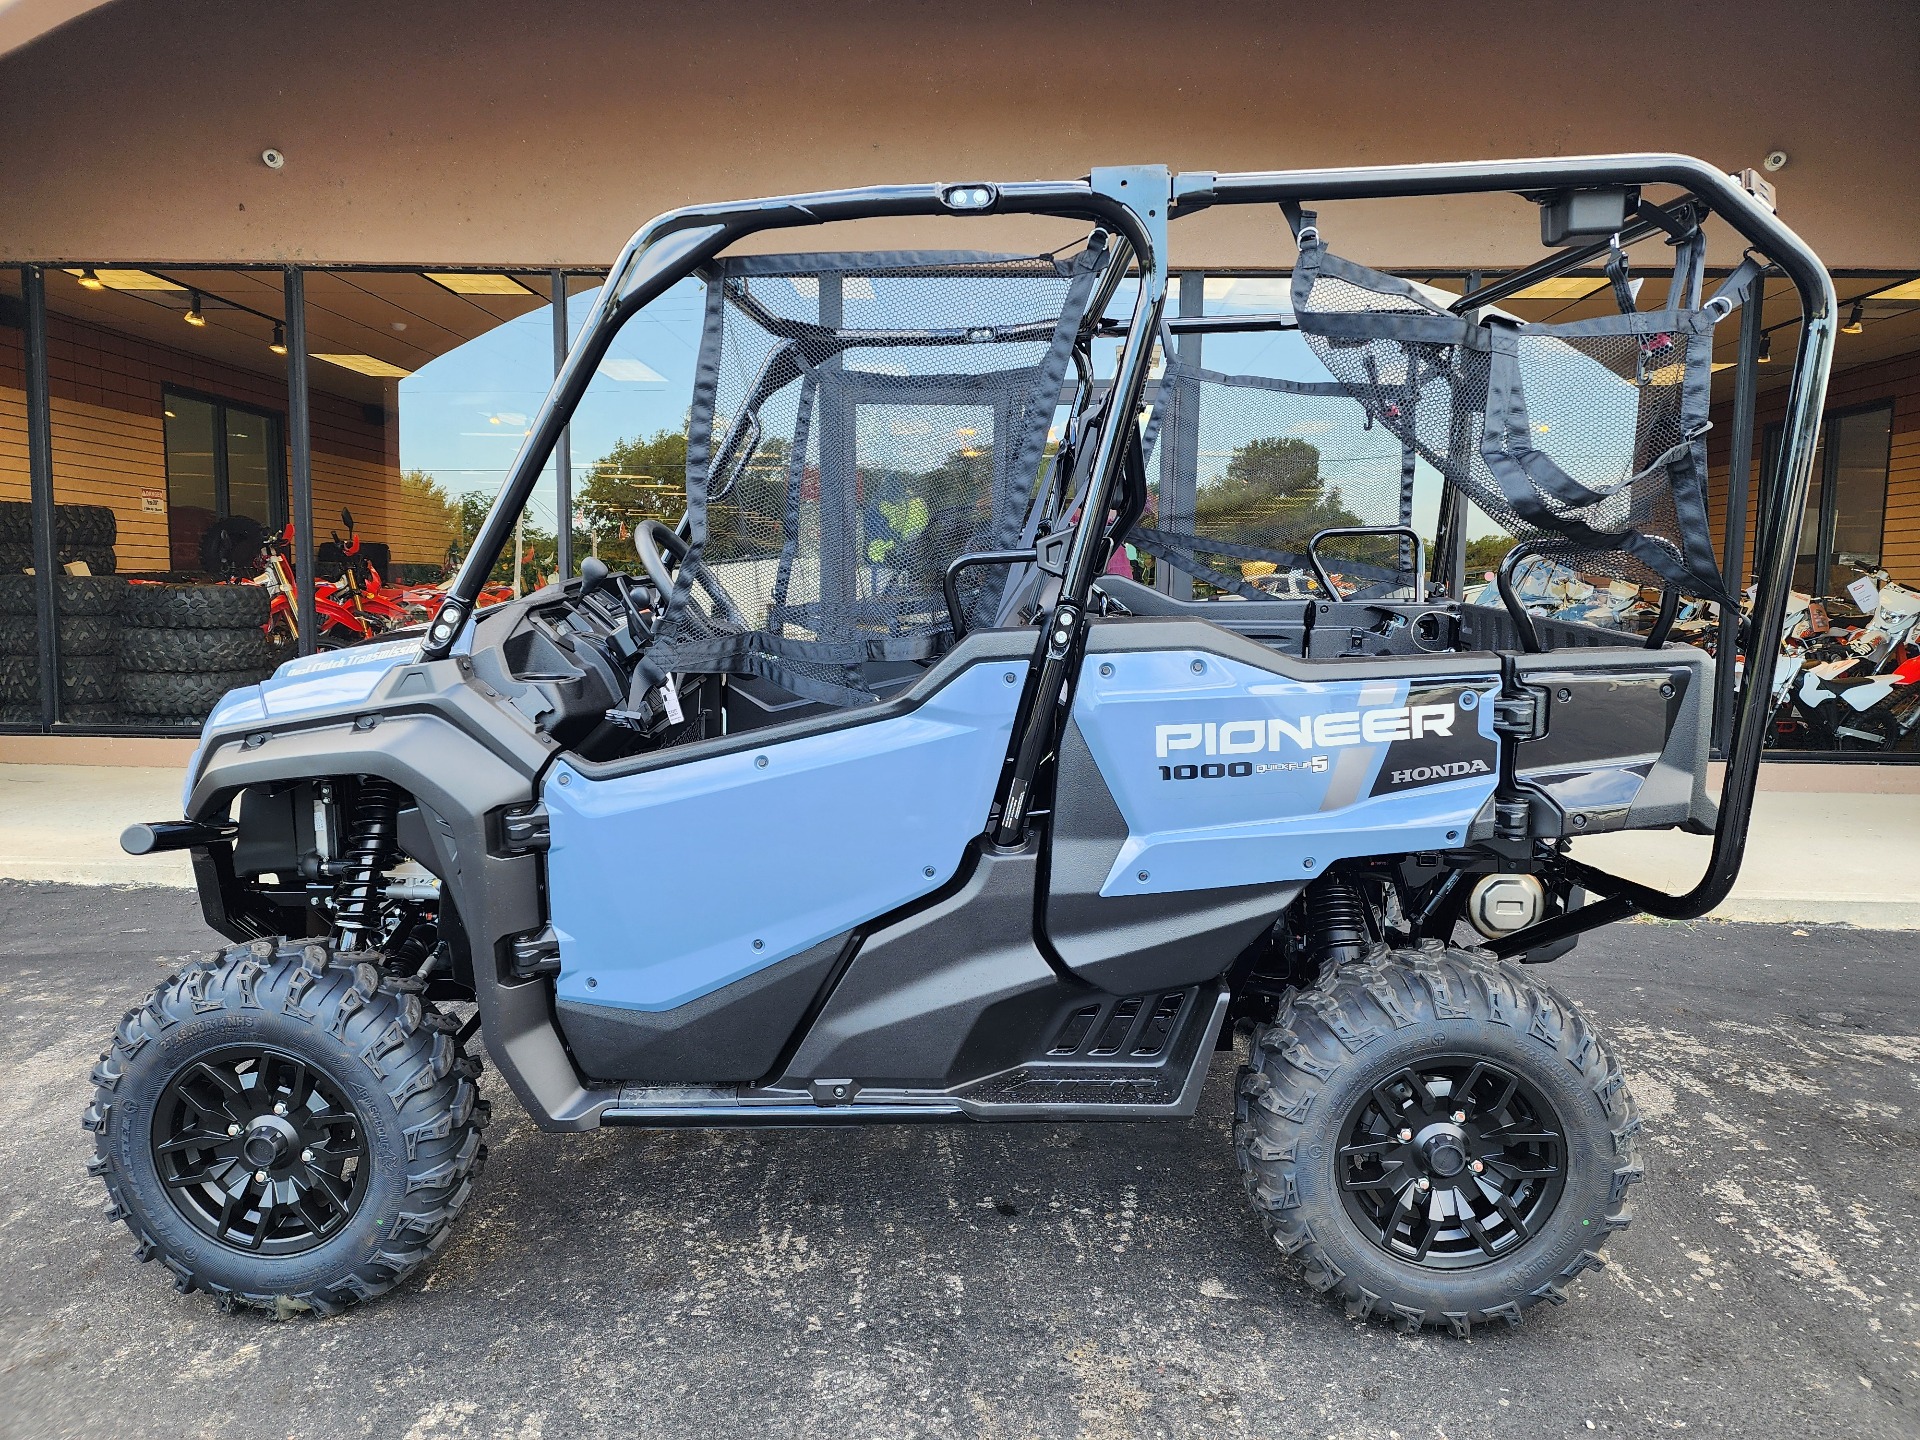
top-left (0, 764), bottom-right (194, 888)
top-left (0, 760), bottom-right (1916, 927)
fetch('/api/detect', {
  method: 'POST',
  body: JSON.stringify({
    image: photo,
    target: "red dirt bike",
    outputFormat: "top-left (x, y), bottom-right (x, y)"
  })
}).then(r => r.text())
top-left (249, 513), bottom-right (403, 651)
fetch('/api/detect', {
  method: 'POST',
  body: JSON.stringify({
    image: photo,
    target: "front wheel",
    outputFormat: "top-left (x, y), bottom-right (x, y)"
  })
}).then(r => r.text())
top-left (1235, 942), bottom-right (1641, 1334)
top-left (83, 940), bottom-right (488, 1314)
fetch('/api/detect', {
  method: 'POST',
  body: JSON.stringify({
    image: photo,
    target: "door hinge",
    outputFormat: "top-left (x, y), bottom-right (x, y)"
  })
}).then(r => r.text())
top-left (1492, 692), bottom-right (1545, 740)
top-left (500, 802), bottom-right (550, 855)
top-left (509, 924), bottom-right (561, 978)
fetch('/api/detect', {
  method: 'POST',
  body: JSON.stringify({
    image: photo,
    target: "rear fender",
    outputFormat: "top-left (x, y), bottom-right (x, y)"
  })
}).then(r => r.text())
top-left (185, 707), bottom-right (602, 1130)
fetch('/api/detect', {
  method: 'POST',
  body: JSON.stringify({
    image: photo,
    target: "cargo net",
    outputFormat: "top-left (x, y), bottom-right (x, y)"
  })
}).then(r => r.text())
top-left (649, 244), bottom-right (1106, 705)
top-left (1286, 217), bottom-right (1751, 603)
top-left (1136, 361), bottom-right (1420, 601)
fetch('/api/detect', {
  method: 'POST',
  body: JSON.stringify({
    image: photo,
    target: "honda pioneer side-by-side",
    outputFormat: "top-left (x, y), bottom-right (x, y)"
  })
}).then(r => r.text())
top-left (88, 156), bottom-right (1835, 1332)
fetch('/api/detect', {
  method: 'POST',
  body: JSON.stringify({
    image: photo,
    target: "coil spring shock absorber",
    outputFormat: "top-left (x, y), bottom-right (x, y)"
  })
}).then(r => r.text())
top-left (1303, 873), bottom-right (1369, 972)
top-left (332, 777), bottom-right (401, 952)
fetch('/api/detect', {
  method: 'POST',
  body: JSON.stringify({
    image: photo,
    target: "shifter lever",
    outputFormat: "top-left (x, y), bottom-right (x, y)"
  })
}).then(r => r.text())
top-left (580, 556), bottom-right (610, 589)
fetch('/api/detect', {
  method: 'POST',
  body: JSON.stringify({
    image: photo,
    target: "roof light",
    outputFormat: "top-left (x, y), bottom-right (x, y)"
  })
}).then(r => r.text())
top-left (184, 292), bottom-right (207, 327)
top-left (1842, 300), bottom-right (1864, 335)
top-left (423, 272), bottom-right (536, 296)
top-left (312, 353), bottom-right (412, 378)
top-left (76, 268), bottom-right (104, 291)
top-left (269, 322), bottom-right (288, 356)
top-left (942, 184), bottom-right (996, 211)
top-left (1757, 333), bottom-right (1772, 364)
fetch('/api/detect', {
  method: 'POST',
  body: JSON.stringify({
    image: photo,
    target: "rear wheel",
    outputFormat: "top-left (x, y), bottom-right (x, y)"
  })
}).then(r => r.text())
top-left (84, 940), bottom-right (488, 1314)
top-left (1234, 942), bottom-right (1640, 1334)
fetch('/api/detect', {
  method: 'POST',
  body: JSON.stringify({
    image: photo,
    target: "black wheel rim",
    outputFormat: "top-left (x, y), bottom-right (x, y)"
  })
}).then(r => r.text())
top-left (1336, 1054), bottom-right (1566, 1271)
top-left (150, 1045), bottom-right (370, 1256)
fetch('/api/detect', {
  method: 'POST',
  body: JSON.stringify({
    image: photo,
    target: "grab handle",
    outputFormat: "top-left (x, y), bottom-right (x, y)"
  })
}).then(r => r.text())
top-left (943, 549), bottom-right (1038, 640)
top-left (1306, 525), bottom-right (1425, 603)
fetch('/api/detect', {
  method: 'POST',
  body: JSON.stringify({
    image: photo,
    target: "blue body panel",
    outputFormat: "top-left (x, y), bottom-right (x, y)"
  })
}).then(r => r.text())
top-left (544, 660), bottom-right (1028, 1012)
top-left (189, 638), bottom-right (426, 810)
top-left (1071, 650), bottom-right (1502, 895)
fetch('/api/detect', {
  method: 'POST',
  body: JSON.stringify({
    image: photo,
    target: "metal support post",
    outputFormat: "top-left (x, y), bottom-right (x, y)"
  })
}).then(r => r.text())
top-left (22, 267), bottom-right (58, 726)
top-left (552, 270), bottom-right (573, 579)
top-left (284, 268), bottom-right (317, 654)
top-left (1714, 270), bottom-right (1765, 753)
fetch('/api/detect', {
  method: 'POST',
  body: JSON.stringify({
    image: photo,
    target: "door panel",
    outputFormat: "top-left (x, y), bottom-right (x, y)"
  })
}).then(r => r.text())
top-left (1064, 641), bottom-right (1501, 896)
top-left (544, 659), bottom-right (1027, 1013)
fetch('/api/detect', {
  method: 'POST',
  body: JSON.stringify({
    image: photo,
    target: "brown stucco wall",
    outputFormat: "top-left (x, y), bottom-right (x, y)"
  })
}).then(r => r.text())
top-left (0, 0), bottom-right (1915, 271)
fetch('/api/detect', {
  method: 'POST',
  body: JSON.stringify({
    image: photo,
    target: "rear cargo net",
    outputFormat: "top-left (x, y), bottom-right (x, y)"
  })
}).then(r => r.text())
top-left (1287, 212), bottom-right (1754, 603)
top-left (646, 243), bottom-right (1106, 705)
top-left (1132, 217), bottom-right (1755, 611)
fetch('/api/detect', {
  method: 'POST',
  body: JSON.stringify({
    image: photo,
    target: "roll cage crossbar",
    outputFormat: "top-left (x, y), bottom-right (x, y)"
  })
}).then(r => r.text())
top-left (426, 153), bottom-right (1834, 959)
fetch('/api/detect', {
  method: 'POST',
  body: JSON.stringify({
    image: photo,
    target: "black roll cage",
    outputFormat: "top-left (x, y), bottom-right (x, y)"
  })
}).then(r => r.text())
top-left (424, 153), bottom-right (1835, 961)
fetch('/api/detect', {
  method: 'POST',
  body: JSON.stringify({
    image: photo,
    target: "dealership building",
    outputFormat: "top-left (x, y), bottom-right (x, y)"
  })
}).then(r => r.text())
top-left (1, 0), bottom-right (1916, 758)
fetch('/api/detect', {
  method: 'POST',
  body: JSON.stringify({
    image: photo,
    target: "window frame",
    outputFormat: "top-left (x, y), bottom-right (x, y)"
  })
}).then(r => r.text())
top-left (1764, 397), bottom-right (1895, 599)
top-left (162, 385), bottom-right (289, 542)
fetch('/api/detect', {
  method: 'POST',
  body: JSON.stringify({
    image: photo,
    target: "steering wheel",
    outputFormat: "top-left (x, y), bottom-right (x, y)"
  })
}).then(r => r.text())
top-left (633, 519), bottom-right (689, 601)
top-left (633, 519), bottom-right (748, 632)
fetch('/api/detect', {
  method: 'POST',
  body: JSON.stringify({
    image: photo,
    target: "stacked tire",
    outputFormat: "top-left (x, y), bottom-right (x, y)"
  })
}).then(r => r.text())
top-left (0, 573), bottom-right (129, 724)
top-left (0, 500), bottom-right (119, 575)
top-left (118, 584), bottom-right (275, 727)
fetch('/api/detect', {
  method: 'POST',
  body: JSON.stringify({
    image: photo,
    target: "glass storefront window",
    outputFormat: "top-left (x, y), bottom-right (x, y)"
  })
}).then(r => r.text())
top-left (301, 270), bottom-right (560, 613)
top-left (1, 267), bottom-right (33, 726)
top-left (42, 266), bottom-right (290, 726)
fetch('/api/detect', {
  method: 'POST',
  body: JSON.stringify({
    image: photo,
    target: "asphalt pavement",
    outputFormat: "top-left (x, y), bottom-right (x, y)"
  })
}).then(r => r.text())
top-left (1, 882), bottom-right (1916, 1439)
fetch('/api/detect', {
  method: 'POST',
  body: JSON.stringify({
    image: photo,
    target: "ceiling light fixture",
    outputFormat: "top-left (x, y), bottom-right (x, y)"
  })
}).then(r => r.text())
top-left (1841, 300), bottom-right (1864, 335)
top-left (1757, 332), bottom-right (1772, 363)
top-left (269, 322), bottom-right (288, 356)
top-left (311, 353), bottom-right (412, 378)
top-left (422, 272), bottom-right (536, 296)
top-left (1511, 277), bottom-right (1606, 300)
top-left (184, 292), bottom-right (207, 327)
top-left (62, 268), bottom-right (183, 292)
top-left (77, 268), bottom-right (104, 291)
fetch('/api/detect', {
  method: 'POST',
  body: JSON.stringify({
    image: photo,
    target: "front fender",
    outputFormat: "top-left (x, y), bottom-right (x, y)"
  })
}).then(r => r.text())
top-left (187, 707), bottom-right (602, 1131)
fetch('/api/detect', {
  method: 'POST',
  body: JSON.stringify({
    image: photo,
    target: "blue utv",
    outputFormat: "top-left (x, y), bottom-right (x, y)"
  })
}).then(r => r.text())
top-left (89, 154), bottom-right (1835, 1333)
